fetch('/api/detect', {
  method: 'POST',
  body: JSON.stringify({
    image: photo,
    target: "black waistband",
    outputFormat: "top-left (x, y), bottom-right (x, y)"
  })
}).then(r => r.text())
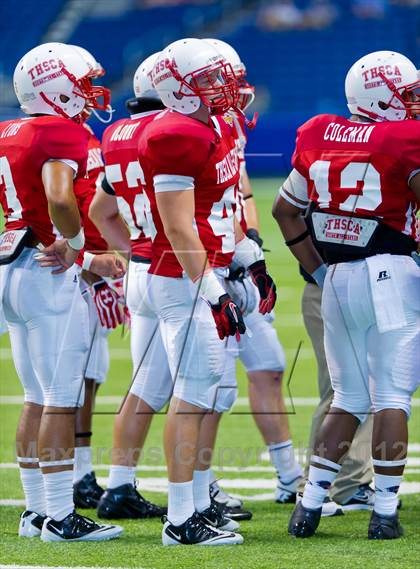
top-left (131, 254), bottom-right (151, 264)
top-left (323, 223), bottom-right (416, 264)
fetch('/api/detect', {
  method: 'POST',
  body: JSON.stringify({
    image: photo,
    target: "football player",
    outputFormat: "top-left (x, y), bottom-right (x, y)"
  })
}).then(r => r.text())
top-left (0, 43), bottom-right (123, 541)
top-left (198, 39), bottom-right (303, 510)
top-left (68, 46), bottom-right (121, 510)
top-left (90, 52), bottom-right (168, 520)
top-left (137, 38), bottom-right (274, 546)
top-left (273, 50), bottom-right (420, 540)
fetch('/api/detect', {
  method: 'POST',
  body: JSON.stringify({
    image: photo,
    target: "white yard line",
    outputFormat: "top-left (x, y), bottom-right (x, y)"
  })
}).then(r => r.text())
top-left (0, 566), bottom-right (141, 569)
top-left (1, 479), bottom-right (419, 508)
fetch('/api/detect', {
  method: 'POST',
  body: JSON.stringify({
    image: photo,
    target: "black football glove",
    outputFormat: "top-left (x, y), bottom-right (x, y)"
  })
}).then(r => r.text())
top-left (210, 293), bottom-right (246, 340)
top-left (248, 260), bottom-right (277, 314)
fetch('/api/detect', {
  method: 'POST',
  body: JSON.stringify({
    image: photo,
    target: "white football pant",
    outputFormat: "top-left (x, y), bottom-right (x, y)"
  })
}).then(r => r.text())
top-left (1, 248), bottom-right (89, 407)
top-left (125, 261), bottom-right (172, 411)
top-left (323, 254), bottom-right (420, 421)
top-left (146, 273), bottom-right (226, 409)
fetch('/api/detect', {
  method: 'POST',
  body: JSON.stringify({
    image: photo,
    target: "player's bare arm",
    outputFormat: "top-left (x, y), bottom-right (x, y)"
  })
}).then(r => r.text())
top-left (36, 160), bottom-right (83, 273)
top-left (272, 192), bottom-right (324, 275)
top-left (242, 168), bottom-right (260, 231)
top-left (89, 185), bottom-right (131, 259)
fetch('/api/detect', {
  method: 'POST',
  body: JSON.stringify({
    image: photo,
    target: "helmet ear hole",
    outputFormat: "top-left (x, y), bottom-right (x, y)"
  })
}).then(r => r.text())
top-left (60, 94), bottom-right (70, 103)
top-left (378, 101), bottom-right (389, 110)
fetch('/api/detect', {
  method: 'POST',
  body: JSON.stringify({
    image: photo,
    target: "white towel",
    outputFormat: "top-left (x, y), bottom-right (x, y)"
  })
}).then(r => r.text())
top-left (366, 254), bottom-right (407, 333)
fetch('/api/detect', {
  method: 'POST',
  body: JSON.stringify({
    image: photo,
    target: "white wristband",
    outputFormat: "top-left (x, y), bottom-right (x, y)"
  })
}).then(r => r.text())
top-left (67, 228), bottom-right (85, 251)
top-left (194, 270), bottom-right (226, 305)
top-left (311, 263), bottom-right (327, 288)
top-left (233, 236), bottom-right (264, 268)
top-left (82, 252), bottom-right (96, 271)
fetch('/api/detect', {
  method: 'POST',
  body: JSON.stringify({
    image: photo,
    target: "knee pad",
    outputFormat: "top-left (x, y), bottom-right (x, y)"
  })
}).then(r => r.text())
top-left (129, 376), bottom-right (173, 412)
top-left (372, 393), bottom-right (412, 419)
top-left (23, 385), bottom-right (44, 406)
top-left (331, 392), bottom-right (371, 424)
top-left (213, 384), bottom-right (238, 413)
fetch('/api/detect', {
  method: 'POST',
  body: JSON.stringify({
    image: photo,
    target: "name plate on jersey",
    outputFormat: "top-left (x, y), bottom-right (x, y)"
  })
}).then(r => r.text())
top-left (312, 212), bottom-right (378, 247)
top-left (0, 229), bottom-right (31, 265)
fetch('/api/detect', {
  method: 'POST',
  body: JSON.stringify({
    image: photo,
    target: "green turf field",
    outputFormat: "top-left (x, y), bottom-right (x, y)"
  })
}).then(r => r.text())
top-left (0, 178), bottom-right (419, 569)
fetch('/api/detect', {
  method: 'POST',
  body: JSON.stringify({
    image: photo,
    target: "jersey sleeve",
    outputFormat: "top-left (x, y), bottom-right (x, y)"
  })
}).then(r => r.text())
top-left (35, 119), bottom-right (89, 179)
top-left (396, 123), bottom-right (420, 183)
top-left (279, 168), bottom-right (309, 208)
top-left (140, 129), bottom-right (212, 192)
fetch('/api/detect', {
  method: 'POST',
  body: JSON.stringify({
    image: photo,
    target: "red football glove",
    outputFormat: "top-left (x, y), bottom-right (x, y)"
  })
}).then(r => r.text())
top-left (91, 280), bottom-right (123, 329)
top-left (248, 260), bottom-right (277, 315)
top-left (210, 293), bottom-right (246, 340)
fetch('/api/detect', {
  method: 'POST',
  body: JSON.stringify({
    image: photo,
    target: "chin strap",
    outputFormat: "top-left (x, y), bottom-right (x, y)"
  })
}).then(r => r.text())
top-left (235, 106), bottom-right (258, 130)
top-left (91, 105), bottom-right (115, 124)
top-left (245, 111), bottom-right (258, 130)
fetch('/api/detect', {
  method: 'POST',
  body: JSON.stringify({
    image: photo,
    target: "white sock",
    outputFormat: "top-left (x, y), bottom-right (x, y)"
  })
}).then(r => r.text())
top-left (108, 465), bottom-right (136, 489)
top-left (167, 480), bottom-right (195, 526)
top-left (269, 440), bottom-right (303, 483)
top-left (374, 473), bottom-right (402, 516)
top-left (73, 446), bottom-right (93, 483)
top-left (193, 469), bottom-right (211, 513)
top-left (302, 457), bottom-right (341, 510)
top-left (209, 468), bottom-right (218, 485)
top-left (19, 467), bottom-right (46, 515)
top-left (43, 470), bottom-right (74, 521)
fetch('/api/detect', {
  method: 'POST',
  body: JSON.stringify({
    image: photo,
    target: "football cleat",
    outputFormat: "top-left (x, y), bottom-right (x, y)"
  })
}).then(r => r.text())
top-left (296, 492), bottom-right (343, 517)
top-left (368, 510), bottom-right (404, 540)
top-left (288, 501), bottom-right (322, 538)
top-left (97, 483), bottom-right (166, 519)
top-left (73, 471), bottom-right (104, 509)
top-left (41, 511), bottom-right (122, 542)
top-left (224, 504), bottom-right (253, 521)
top-left (210, 480), bottom-right (243, 509)
top-left (19, 510), bottom-right (46, 538)
top-left (198, 499), bottom-right (240, 532)
top-left (162, 512), bottom-right (243, 546)
top-left (341, 484), bottom-right (375, 511)
top-left (275, 475), bottom-right (303, 504)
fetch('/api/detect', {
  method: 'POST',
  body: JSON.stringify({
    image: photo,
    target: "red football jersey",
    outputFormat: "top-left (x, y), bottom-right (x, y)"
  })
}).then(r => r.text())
top-left (0, 116), bottom-right (88, 245)
top-left (292, 114), bottom-right (420, 240)
top-left (73, 124), bottom-right (108, 253)
top-left (102, 111), bottom-right (159, 260)
top-left (231, 112), bottom-right (248, 234)
top-left (138, 109), bottom-right (240, 278)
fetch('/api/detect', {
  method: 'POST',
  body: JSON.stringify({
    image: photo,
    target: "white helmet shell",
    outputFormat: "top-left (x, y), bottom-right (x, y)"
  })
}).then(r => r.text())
top-left (151, 38), bottom-right (230, 115)
top-left (204, 38), bottom-right (244, 75)
top-left (204, 38), bottom-right (254, 111)
top-left (133, 52), bottom-right (160, 100)
top-left (345, 50), bottom-right (418, 121)
top-left (14, 42), bottom-right (91, 118)
top-left (71, 45), bottom-right (104, 77)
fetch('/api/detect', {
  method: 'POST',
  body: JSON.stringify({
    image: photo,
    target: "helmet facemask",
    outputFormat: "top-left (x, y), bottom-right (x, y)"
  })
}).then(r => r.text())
top-left (169, 59), bottom-right (239, 114)
top-left (40, 64), bottom-right (111, 123)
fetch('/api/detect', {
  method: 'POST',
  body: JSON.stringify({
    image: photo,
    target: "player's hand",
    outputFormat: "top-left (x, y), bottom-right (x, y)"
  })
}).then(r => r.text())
top-left (90, 253), bottom-right (126, 279)
top-left (210, 293), bottom-right (246, 340)
top-left (248, 260), bottom-right (277, 314)
top-left (246, 228), bottom-right (264, 249)
top-left (91, 280), bottom-right (123, 329)
top-left (33, 239), bottom-right (78, 274)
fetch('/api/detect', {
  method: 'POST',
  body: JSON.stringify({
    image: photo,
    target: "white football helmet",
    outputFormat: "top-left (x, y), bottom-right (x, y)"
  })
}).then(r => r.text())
top-left (151, 38), bottom-right (238, 114)
top-left (71, 45), bottom-right (105, 78)
top-left (204, 38), bottom-right (255, 111)
top-left (133, 52), bottom-right (161, 100)
top-left (14, 42), bottom-right (110, 122)
top-left (345, 50), bottom-right (420, 121)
